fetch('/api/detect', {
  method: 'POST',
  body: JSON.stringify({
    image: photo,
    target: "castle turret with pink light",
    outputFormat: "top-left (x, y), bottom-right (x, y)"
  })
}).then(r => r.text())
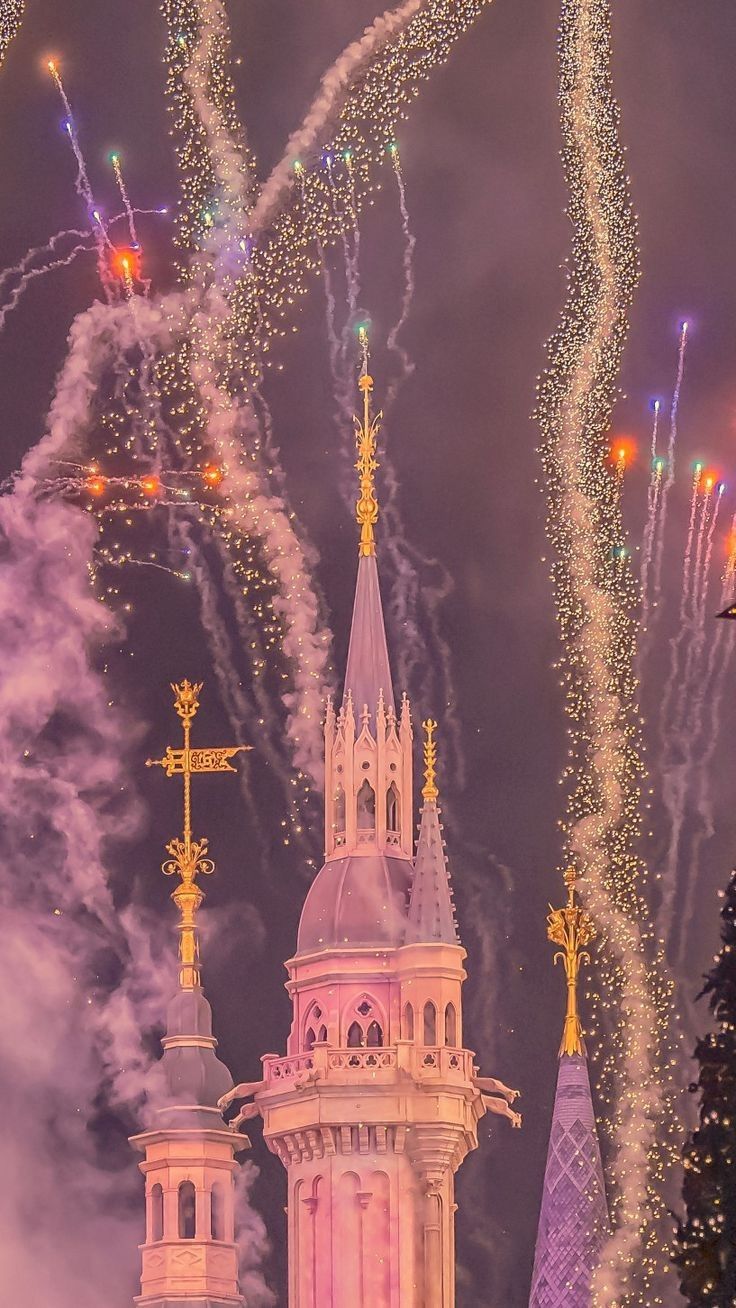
top-left (130, 682), bottom-right (250, 1308)
top-left (221, 356), bottom-right (522, 1307)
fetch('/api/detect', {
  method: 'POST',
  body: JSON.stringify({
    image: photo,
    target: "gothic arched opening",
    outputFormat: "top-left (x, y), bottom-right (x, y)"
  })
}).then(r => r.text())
top-left (178, 1181), bottom-right (196, 1240)
top-left (150, 1183), bottom-right (164, 1243)
top-left (366, 1020), bottom-right (384, 1047)
top-left (357, 779), bottom-right (376, 830)
top-left (334, 784), bottom-right (346, 834)
top-left (386, 782), bottom-right (400, 834)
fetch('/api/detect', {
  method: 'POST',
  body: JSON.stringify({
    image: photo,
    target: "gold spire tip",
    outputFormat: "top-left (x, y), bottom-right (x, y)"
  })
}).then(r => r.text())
top-left (422, 718), bottom-right (439, 802)
top-left (354, 353), bottom-right (381, 557)
top-left (547, 868), bottom-right (596, 1058)
top-left (146, 680), bottom-right (252, 989)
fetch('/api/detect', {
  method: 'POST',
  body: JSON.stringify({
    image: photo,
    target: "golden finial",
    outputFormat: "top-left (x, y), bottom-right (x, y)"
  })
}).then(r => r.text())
top-left (146, 681), bottom-right (252, 989)
top-left (546, 867), bottom-right (596, 1057)
top-left (354, 327), bottom-right (382, 557)
top-left (422, 718), bottom-right (439, 802)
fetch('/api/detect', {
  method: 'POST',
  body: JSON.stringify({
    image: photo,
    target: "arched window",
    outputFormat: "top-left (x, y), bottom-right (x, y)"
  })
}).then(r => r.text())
top-left (334, 785), bottom-right (346, 832)
top-left (445, 1003), bottom-right (457, 1047)
top-left (347, 1021), bottom-right (363, 1048)
top-left (423, 1001), bottom-right (437, 1046)
top-left (211, 1182), bottom-right (226, 1241)
top-left (357, 779), bottom-right (376, 830)
top-left (386, 783), bottom-right (400, 833)
top-left (403, 1003), bottom-right (414, 1041)
top-left (302, 1003), bottom-right (323, 1051)
top-left (178, 1181), bottom-right (196, 1240)
top-left (317, 1025), bottom-right (327, 1044)
top-left (366, 1020), bottom-right (384, 1047)
top-left (150, 1183), bottom-right (164, 1243)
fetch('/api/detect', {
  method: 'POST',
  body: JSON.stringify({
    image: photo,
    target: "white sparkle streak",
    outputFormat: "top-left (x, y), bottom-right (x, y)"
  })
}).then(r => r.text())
top-left (650, 320), bottom-right (689, 613)
top-left (537, 1), bottom-right (671, 1300)
top-left (250, 0), bottom-right (423, 236)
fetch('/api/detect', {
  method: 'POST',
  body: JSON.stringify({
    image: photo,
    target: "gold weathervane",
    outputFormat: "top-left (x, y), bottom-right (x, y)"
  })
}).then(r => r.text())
top-left (146, 681), bottom-right (251, 988)
top-left (422, 719), bottom-right (439, 802)
top-left (547, 867), bottom-right (596, 1058)
top-left (354, 327), bottom-right (382, 557)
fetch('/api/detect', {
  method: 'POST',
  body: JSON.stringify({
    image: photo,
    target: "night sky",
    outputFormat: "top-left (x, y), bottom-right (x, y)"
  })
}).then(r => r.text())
top-left (2, 2), bottom-right (736, 1305)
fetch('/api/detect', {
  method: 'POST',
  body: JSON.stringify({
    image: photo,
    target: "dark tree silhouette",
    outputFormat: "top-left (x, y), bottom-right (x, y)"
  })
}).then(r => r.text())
top-left (675, 869), bottom-right (736, 1305)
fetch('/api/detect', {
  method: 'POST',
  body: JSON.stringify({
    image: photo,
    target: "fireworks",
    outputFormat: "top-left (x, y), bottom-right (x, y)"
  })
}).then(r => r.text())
top-left (152, 0), bottom-right (495, 786)
top-left (638, 399), bottom-right (663, 642)
top-left (385, 143), bottom-right (417, 410)
top-left (650, 320), bottom-right (690, 622)
top-left (0, 0), bottom-right (23, 67)
top-left (536, 0), bottom-right (674, 1299)
top-left (48, 60), bottom-right (117, 296)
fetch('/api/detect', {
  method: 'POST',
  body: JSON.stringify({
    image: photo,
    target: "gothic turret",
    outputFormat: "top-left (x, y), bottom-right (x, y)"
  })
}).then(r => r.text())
top-left (237, 354), bottom-right (520, 1308)
top-left (299, 364), bottom-right (414, 954)
top-left (406, 720), bottom-right (459, 946)
top-left (130, 683), bottom-right (249, 1308)
top-left (528, 870), bottom-right (609, 1308)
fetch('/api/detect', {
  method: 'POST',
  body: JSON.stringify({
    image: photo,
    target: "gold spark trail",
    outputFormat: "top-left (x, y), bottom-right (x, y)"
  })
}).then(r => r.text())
top-left (0, 0), bottom-right (23, 68)
top-left (537, 1), bottom-right (674, 1299)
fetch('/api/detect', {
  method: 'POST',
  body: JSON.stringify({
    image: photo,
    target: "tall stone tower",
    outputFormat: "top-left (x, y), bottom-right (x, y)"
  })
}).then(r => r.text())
top-left (224, 360), bottom-right (521, 1307)
top-left (131, 682), bottom-right (249, 1308)
top-left (528, 869), bottom-right (609, 1308)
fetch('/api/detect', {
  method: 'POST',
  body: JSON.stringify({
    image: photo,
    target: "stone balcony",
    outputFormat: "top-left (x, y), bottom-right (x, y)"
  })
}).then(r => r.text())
top-left (262, 1043), bottom-right (474, 1090)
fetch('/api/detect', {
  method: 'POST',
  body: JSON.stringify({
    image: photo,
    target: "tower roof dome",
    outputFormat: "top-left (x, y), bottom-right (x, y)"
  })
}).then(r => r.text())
top-left (297, 852), bottom-right (412, 953)
top-left (157, 987), bottom-right (233, 1109)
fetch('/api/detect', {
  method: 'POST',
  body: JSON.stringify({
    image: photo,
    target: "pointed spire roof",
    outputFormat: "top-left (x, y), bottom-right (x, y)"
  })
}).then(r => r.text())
top-left (528, 1054), bottom-right (608, 1308)
top-left (344, 551), bottom-right (394, 715)
top-left (343, 340), bottom-right (394, 715)
top-left (406, 721), bottom-right (459, 945)
top-left (529, 872), bottom-right (608, 1306)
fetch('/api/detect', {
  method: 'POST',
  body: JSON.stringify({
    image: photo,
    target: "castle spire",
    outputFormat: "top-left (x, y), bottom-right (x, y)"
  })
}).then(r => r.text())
top-left (355, 325), bottom-right (380, 558)
top-left (422, 717), bottom-right (439, 802)
top-left (406, 720), bottom-right (459, 946)
top-left (548, 867), bottom-right (595, 1058)
top-left (343, 332), bottom-right (394, 717)
top-left (146, 679), bottom-right (251, 989)
top-left (132, 682), bottom-right (249, 1308)
top-left (529, 870), bottom-right (609, 1308)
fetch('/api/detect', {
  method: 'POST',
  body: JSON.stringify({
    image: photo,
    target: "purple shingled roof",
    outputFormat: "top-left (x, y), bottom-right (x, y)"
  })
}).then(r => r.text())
top-left (528, 1053), bottom-right (609, 1308)
top-left (405, 799), bottom-right (459, 945)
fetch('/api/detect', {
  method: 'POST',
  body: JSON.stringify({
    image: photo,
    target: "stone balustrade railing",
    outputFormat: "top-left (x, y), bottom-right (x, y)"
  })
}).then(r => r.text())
top-left (263, 1043), bottom-right (474, 1087)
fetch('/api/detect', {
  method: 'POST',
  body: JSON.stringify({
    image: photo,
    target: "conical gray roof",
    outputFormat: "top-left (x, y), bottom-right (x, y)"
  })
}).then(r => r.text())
top-left (343, 551), bottom-right (394, 717)
top-left (405, 799), bottom-right (459, 945)
top-left (148, 986), bottom-right (234, 1130)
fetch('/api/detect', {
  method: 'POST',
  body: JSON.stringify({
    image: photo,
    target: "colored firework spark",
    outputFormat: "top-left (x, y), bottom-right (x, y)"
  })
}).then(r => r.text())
top-left (148, 0), bottom-right (495, 784)
top-left (0, 8), bottom-right (503, 1303)
top-left (536, 0), bottom-right (674, 1300)
top-left (638, 398), bottom-right (663, 641)
top-left (9, 2), bottom-right (495, 844)
top-left (48, 60), bottom-right (118, 296)
top-left (649, 319), bottom-right (689, 624)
